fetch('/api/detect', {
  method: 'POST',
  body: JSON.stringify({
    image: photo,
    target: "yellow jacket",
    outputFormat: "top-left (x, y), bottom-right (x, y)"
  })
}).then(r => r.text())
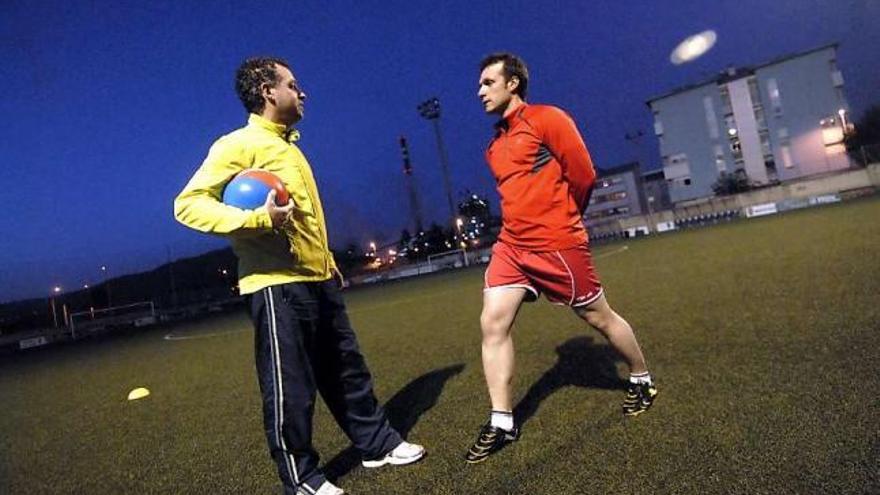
top-left (174, 114), bottom-right (337, 294)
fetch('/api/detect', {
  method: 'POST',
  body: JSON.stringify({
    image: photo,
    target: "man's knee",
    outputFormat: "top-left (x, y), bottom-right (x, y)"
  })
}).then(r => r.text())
top-left (577, 305), bottom-right (614, 330)
top-left (480, 311), bottom-right (511, 341)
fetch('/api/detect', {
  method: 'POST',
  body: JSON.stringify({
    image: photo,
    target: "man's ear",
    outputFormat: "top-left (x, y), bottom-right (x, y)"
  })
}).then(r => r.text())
top-left (507, 76), bottom-right (520, 92)
top-left (261, 83), bottom-right (274, 105)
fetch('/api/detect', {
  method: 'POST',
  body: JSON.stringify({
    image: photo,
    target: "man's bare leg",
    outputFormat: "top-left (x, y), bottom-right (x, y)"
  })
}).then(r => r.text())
top-left (574, 294), bottom-right (647, 373)
top-left (575, 294), bottom-right (657, 416)
top-left (480, 287), bottom-right (527, 412)
top-left (466, 287), bottom-right (527, 463)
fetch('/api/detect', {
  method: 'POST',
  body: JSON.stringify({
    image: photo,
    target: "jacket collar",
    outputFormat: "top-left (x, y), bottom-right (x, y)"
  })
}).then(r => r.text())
top-left (248, 113), bottom-right (301, 143)
top-left (493, 103), bottom-right (529, 133)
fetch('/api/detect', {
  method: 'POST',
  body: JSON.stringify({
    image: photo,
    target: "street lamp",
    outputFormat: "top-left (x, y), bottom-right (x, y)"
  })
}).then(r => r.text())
top-left (50, 286), bottom-right (62, 328)
top-left (455, 217), bottom-right (470, 266)
top-left (418, 97), bottom-right (456, 225)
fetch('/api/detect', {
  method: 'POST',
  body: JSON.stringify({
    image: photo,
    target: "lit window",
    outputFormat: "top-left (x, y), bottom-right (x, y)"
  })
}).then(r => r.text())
top-left (780, 145), bottom-right (794, 169)
top-left (821, 116), bottom-right (844, 145)
top-left (714, 144), bottom-right (726, 172)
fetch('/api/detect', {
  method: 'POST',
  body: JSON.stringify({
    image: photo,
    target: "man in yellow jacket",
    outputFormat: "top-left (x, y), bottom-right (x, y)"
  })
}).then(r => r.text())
top-left (175, 56), bottom-right (424, 495)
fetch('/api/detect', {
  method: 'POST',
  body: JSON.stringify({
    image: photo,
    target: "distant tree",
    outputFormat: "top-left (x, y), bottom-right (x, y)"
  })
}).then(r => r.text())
top-left (398, 229), bottom-right (412, 251)
top-left (712, 169), bottom-right (752, 196)
top-left (333, 243), bottom-right (366, 274)
top-left (845, 105), bottom-right (880, 165)
top-left (458, 191), bottom-right (492, 220)
top-left (424, 223), bottom-right (448, 254)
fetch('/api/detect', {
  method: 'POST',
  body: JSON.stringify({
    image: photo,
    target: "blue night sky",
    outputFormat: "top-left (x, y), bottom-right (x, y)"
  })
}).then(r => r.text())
top-left (1, 0), bottom-right (877, 302)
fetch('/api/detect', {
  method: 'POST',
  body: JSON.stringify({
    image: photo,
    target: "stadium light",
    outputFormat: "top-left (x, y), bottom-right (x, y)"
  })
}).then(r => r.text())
top-left (418, 97), bottom-right (457, 226)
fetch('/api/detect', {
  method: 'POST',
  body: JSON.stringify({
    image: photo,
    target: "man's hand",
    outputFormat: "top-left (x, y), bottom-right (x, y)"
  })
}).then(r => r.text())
top-left (333, 267), bottom-right (347, 290)
top-left (265, 190), bottom-right (295, 228)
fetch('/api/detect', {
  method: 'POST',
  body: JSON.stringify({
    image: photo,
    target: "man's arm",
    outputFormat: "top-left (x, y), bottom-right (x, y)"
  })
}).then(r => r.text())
top-left (541, 107), bottom-right (597, 213)
top-left (174, 136), bottom-right (280, 236)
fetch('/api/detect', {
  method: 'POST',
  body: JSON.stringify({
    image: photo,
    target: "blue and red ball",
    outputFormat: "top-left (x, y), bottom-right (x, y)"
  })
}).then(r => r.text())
top-left (222, 170), bottom-right (290, 210)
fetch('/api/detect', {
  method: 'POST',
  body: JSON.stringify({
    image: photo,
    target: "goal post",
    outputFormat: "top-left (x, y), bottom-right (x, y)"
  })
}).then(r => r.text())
top-left (68, 301), bottom-right (156, 339)
top-left (426, 248), bottom-right (470, 271)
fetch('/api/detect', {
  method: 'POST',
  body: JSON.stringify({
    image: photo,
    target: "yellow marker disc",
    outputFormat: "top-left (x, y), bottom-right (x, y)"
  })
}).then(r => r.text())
top-left (127, 387), bottom-right (150, 401)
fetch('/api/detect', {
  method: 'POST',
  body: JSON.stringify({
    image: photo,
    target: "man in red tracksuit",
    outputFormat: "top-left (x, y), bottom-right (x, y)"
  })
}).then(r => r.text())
top-left (465, 52), bottom-right (658, 463)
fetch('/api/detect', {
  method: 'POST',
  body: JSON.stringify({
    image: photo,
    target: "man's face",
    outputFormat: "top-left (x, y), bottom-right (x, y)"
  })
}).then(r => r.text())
top-left (267, 65), bottom-right (306, 125)
top-left (478, 61), bottom-right (517, 115)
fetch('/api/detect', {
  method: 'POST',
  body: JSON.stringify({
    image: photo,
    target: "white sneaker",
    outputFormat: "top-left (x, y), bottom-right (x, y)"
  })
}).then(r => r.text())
top-left (298, 480), bottom-right (345, 495)
top-left (361, 440), bottom-right (426, 468)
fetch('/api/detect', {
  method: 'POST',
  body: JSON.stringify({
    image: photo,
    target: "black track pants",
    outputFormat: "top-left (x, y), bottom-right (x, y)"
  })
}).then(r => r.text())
top-left (248, 280), bottom-right (402, 493)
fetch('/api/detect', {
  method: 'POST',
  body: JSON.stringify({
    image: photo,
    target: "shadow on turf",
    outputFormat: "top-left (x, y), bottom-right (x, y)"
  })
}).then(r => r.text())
top-left (513, 336), bottom-right (627, 428)
top-left (322, 363), bottom-right (465, 480)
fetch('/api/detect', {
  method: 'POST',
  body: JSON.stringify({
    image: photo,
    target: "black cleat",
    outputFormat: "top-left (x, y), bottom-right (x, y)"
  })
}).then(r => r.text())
top-left (465, 423), bottom-right (520, 464)
top-left (623, 381), bottom-right (658, 416)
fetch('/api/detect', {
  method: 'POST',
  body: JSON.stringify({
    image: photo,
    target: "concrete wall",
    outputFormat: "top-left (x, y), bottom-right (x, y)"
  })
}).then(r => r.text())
top-left (594, 163), bottom-right (879, 234)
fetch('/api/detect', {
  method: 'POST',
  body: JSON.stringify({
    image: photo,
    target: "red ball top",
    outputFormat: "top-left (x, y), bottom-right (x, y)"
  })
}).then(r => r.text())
top-left (237, 169), bottom-right (290, 206)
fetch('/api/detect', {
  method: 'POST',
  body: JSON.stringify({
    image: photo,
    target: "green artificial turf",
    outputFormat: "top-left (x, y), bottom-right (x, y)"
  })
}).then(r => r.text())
top-left (2, 198), bottom-right (878, 494)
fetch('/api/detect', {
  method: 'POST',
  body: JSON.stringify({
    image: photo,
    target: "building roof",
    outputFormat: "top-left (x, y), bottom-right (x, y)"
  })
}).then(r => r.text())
top-left (646, 42), bottom-right (838, 105)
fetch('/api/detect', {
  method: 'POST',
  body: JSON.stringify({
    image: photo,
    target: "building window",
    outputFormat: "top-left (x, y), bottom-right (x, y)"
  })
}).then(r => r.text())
top-left (780, 144), bottom-right (794, 169)
top-left (730, 137), bottom-right (742, 160)
top-left (592, 190), bottom-right (628, 205)
top-left (754, 106), bottom-right (767, 130)
top-left (766, 159), bottom-right (778, 182)
top-left (767, 78), bottom-right (783, 116)
top-left (719, 85), bottom-right (733, 115)
top-left (595, 176), bottom-right (623, 189)
top-left (714, 144), bottom-right (726, 172)
top-left (747, 77), bottom-right (762, 107)
top-left (820, 116), bottom-right (844, 145)
top-left (654, 119), bottom-right (664, 136)
top-left (703, 96), bottom-right (719, 139)
top-left (724, 115), bottom-right (737, 136)
top-left (830, 59), bottom-right (844, 87)
top-left (586, 206), bottom-right (631, 220)
top-left (759, 130), bottom-right (773, 157)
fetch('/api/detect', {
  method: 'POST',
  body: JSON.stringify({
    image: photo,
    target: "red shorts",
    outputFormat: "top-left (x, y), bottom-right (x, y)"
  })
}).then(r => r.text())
top-left (484, 241), bottom-right (603, 307)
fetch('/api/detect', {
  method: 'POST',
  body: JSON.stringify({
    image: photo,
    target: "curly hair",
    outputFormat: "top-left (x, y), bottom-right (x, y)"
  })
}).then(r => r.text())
top-left (235, 57), bottom-right (291, 114)
top-left (480, 52), bottom-right (529, 99)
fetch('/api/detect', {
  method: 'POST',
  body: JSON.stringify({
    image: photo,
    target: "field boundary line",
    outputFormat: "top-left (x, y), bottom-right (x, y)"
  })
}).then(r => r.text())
top-left (163, 328), bottom-right (250, 341)
top-left (593, 245), bottom-right (629, 259)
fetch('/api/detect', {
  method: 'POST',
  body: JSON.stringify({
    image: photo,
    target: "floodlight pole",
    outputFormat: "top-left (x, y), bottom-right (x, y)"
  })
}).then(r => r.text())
top-left (418, 97), bottom-right (456, 225)
top-left (399, 136), bottom-right (424, 234)
top-left (50, 286), bottom-right (62, 328)
top-left (50, 296), bottom-right (58, 328)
